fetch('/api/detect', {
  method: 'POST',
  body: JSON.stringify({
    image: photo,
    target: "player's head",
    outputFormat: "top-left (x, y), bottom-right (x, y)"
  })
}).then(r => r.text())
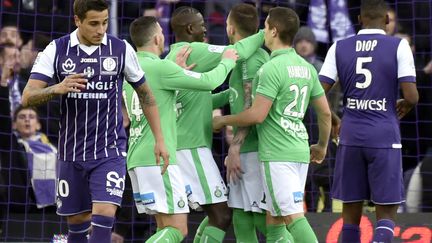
top-left (385, 8), bottom-right (397, 35)
top-left (130, 16), bottom-right (164, 55)
top-left (13, 105), bottom-right (41, 139)
top-left (73, 0), bottom-right (109, 46)
top-left (264, 7), bottom-right (299, 50)
top-left (226, 3), bottom-right (259, 44)
top-left (0, 23), bottom-right (23, 47)
top-left (359, 0), bottom-right (389, 30)
top-left (170, 6), bottom-right (206, 42)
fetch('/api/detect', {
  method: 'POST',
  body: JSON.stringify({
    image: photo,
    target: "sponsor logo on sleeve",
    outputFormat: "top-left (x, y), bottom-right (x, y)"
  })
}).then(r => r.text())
top-left (207, 45), bottom-right (226, 53)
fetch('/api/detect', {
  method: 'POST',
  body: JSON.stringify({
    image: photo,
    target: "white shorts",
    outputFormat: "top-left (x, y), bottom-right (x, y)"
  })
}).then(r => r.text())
top-left (177, 147), bottom-right (227, 210)
top-left (228, 152), bottom-right (265, 213)
top-left (128, 165), bottom-right (189, 215)
top-left (260, 162), bottom-right (309, 216)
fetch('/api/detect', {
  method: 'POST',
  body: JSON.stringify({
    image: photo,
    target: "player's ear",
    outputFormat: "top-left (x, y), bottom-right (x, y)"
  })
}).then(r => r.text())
top-left (74, 15), bottom-right (81, 28)
top-left (385, 13), bottom-right (390, 25)
top-left (187, 23), bottom-right (194, 35)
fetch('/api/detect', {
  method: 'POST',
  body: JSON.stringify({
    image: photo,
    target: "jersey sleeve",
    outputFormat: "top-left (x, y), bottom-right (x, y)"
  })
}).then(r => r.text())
top-left (242, 50), bottom-right (269, 82)
top-left (310, 67), bottom-right (325, 99)
top-left (212, 89), bottom-right (230, 109)
top-left (229, 30), bottom-right (264, 61)
top-left (397, 38), bottom-right (416, 82)
top-left (123, 40), bottom-right (145, 88)
top-left (318, 42), bottom-right (338, 85)
top-left (29, 40), bottom-right (56, 83)
top-left (159, 58), bottom-right (235, 91)
top-left (255, 63), bottom-right (279, 101)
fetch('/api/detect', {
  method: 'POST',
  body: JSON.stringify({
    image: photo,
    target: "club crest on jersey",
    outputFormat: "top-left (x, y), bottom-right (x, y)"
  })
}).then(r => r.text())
top-left (214, 186), bottom-right (222, 198)
top-left (62, 58), bottom-right (76, 74)
top-left (100, 56), bottom-right (118, 75)
top-left (177, 197), bottom-right (186, 208)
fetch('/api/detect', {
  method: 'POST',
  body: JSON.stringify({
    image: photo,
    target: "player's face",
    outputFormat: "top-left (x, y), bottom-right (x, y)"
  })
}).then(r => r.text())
top-left (225, 14), bottom-right (235, 44)
top-left (385, 11), bottom-right (396, 35)
top-left (190, 13), bottom-right (206, 42)
top-left (295, 39), bottom-right (315, 58)
top-left (0, 26), bottom-right (23, 47)
top-left (263, 17), bottom-right (273, 49)
top-left (14, 109), bottom-right (41, 139)
top-left (75, 9), bottom-right (109, 46)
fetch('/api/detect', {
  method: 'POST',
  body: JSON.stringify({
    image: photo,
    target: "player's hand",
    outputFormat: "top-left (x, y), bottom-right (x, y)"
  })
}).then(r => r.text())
top-left (310, 144), bottom-right (327, 164)
top-left (225, 146), bottom-right (244, 184)
top-left (213, 116), bottom-right (225, 132)
top-left (54, 73), bottom-right (88, 94)
top-left (176, 46), bottom-right (196, 70)
top-left (154, 140), bottom-right (170, 175)
top-left (396, 98), bottom-right (414, 119)
top-left (222, 49), bottom-right (239, 62)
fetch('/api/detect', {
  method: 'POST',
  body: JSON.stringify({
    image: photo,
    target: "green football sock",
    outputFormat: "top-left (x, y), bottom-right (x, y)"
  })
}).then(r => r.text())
top-left (145, 226), bottom-right (183, 243)
top-left (288, 217), bottom-right (318, 243)
top-left (252, 212), bottom-right (267, 236)
top-left (199, 226), bottom-right (226, 243)
top-left (233, 209), bottom-right (258, 243)
top-left (266, 224), bottom-right (291, 243)
top-left (193, 216), bottom-right (209, 243)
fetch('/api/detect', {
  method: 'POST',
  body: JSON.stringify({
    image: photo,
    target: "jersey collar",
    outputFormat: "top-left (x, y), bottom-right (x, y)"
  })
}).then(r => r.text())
top-left (136, 51), bottom-right (160, 59)
top-left (358, 29), bottom-right (386, 35)
top-left (270, 47), bottom-right (295, 59)
top-left (70, 29), bottom-right (107, 47)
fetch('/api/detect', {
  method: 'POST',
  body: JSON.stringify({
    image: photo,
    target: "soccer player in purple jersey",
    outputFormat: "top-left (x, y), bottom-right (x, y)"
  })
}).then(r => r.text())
top-left (21, 1), bottom-right (168, 242)
top-left (319, 0), bottom-right (419, 242)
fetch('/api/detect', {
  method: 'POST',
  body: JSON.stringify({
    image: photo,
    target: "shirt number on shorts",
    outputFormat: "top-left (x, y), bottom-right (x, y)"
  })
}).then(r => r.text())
top-left (58, 179), bottom-right (70, 197)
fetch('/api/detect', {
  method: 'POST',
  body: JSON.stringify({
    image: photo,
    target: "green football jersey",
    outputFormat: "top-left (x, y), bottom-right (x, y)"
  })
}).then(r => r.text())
top-left (124, 51), bottom-right (235, 169)
top-left (165, 30), bottom-right (264, 150)
top-left (254, 48), bottom-right (324, 163)
top-left (228, 48), bottom-right (269, 153)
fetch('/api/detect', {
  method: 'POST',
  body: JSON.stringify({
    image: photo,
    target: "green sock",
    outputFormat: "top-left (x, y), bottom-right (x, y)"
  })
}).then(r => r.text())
top-left (233, 209), bottom-right (258, 243)
top-left (156, 227), bottom-right (161, 232)
top-left (145, 226), bottom-right (183, 243)
top-left (266, 224), bottom-right (290, 243)
top-left (199, 226), bottom-right (226, 243)
top-left (193, 216), bottom-right (209, 243)
top-left (288, 217), bottom-right (318, 243)
top-left (252, 212), bottom-right (267, 236)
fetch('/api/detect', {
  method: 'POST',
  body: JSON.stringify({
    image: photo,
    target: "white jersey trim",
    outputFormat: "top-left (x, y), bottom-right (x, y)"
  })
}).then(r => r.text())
top-left (123, 40), bottom-right (145, 84)
top-left (396, 38), bottom-right (416, 79)
top-left (318, 42), bottom-right (338, 83)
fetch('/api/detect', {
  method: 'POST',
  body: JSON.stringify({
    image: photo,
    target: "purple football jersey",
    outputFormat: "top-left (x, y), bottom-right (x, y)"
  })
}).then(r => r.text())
top-left (319, 29), bottom-right (416, 148)
top-left (30, 30), bottom-right (145, 161)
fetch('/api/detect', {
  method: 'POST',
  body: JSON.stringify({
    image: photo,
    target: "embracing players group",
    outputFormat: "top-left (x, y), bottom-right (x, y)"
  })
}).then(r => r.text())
top-left (21, 0), bottom-right (419, 242)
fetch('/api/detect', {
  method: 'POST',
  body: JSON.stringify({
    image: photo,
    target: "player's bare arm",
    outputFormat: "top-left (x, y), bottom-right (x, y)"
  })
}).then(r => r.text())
top-left (310, 95), bottom-right (331, 164)
top-left (225, 81), bottom-right (252, 183)
top-left (22, 73), bottom-right (87, 107)
top-left (397, 82), bottom-right (419, 119)
top-left (134, 82), bottom-right (169, 174)
top-left (320, 81), bottom-right (341, 139)
top-left (213, 94), bottom-right (272, 130)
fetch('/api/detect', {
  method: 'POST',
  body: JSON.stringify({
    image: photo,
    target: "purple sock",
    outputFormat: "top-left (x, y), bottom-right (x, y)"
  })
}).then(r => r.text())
top-left (88, 215), bottom-right (115, 243)
top-left (373, 219), bottom-right (395, 243)
top-left (67, 221), bottom-right (90, 243)
top-left (342, 224), bottom-right (360, 243)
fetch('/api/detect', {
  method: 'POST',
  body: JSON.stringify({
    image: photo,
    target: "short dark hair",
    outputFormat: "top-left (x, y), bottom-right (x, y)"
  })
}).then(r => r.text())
top-left (170, 6), bottom-right (200, 29)
top-left (130, 16), bottom-right (159, 48)
top-left (229, 3), bottom-right (259, 37)
top-left (360, 0), bottom-right (388, 20)
top-left (73, 0), bottom-right (109, 21)
top-left (267, 7), bottom-right (299, 45)
top-left (13, 105), bottom-right (39, 122)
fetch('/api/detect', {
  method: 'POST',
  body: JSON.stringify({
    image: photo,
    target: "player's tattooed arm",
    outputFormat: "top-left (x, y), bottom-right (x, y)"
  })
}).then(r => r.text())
top-left (134, 83), bottom-right (170, 174)
top-left (22, 82), bottom-right (56, 107)
top-left (230, 81), bottom-right (253, 147)
top-left (225, 81), bottom-right (252, 183)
